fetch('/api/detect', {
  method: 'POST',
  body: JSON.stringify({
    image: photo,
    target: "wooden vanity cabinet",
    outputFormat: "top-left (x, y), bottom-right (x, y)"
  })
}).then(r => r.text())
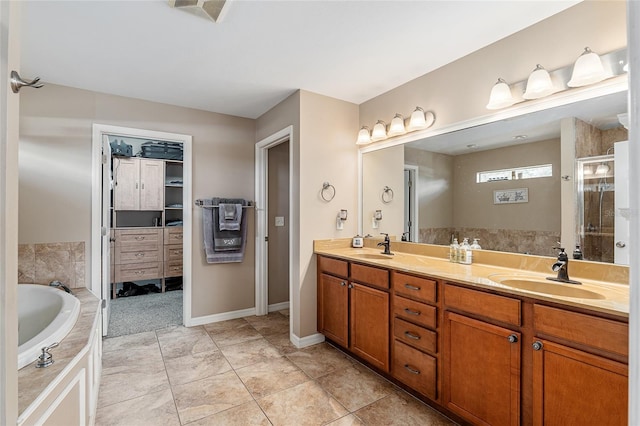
top-left (317, 256), bottom-right (390, 372)
top-left (443, 284), bottom-right (521, 426)
top-left (532, 304), bottom-right (628, 426)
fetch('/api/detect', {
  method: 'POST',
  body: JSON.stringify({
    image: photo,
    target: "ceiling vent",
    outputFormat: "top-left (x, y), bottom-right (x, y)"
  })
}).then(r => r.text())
top-left (169, 0), bottom-right (230, 23)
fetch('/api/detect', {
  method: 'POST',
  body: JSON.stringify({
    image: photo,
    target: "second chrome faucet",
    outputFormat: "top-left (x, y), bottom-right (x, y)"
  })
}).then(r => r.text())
top-left (546, 247), bottom-right (581, 285)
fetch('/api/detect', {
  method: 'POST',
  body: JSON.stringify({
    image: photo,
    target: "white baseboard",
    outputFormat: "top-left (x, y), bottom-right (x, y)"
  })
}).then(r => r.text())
top-left (186, 307), bottom-right (256, 327)
top-left (268, 301), bottom-right (290, 313)
top-left (291, 332), bottom-right (325, 349)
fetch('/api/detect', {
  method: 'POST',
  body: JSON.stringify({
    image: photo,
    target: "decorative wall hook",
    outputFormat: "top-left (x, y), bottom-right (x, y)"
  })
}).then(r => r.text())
top-left (10, 70), bottom-right (44, 94)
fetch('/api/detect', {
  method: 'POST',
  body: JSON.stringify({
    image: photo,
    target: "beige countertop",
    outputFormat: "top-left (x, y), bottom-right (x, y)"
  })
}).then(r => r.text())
top-left (314, 243), bottom-right (629, 319)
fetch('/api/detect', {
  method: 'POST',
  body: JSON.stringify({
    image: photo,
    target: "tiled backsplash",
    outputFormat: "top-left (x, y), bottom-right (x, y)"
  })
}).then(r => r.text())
top-left (18, 242), bottom-right (86, 288)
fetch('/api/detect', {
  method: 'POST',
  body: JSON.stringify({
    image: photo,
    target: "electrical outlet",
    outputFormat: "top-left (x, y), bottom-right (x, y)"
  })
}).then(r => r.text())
top-left (275, 216), bottom-right (285, 227)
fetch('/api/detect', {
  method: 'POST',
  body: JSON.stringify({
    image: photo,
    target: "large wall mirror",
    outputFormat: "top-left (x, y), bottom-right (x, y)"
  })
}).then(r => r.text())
top-left (360, 88), bottom-right (629, 265)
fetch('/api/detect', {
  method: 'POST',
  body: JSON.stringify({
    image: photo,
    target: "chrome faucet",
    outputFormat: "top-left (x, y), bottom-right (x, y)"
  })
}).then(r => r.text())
top-left (49, 280), bottom-right (73, 294)
top-left (377, 233), bottom-right (393, 255)
top-left (546, 247), bottom-right (581, 285)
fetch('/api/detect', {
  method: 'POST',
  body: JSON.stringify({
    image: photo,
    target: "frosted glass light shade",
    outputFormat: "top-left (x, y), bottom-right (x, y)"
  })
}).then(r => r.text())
top-left (486, 78), bottom-right (516, 109)
top-left (523, 65), bottom-right (556, 100)
top-left (568, 47), bottom-right (607, 87)
top-left (407, 107), bottom-right (426, 130)
top-left (371, 120), bottom-right (387, 141)
top-left (356, 126), bottom-right (371, 145)
top-left (388, 113), bottom-right (406, 136)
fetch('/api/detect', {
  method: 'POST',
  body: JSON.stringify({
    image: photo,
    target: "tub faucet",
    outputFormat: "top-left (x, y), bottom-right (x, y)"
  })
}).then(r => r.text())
top-left (49, 280), bottom-right (73, 294)
top-left (546, 247), bottom-right (581, 285)
top-left (377, 233), bottom-right (393, 255)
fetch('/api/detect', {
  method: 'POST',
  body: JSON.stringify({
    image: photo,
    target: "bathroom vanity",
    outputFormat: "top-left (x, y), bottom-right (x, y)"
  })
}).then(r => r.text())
top-left (315, 240), bottom-right (628, 426)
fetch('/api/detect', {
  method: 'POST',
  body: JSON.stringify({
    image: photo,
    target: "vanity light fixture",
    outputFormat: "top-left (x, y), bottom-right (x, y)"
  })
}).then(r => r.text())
top-left (388, 113), bottom-right (407, 137)
top-left (568, 47), bottom-right (607, 87)
top-left (356, 126), bottom-right (372, 145)
top-left (486, 78), bottom-right (517, 109)
top-left (371, 120), bottom-right (388, 142)
top-left (523, 64), bottom-right (557, 100)
top-left (407, 107), bottom-right (436, 131)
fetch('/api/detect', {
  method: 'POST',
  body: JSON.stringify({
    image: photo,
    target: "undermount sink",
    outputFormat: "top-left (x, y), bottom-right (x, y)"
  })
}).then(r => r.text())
top-left (488, 274), bottom-right (605, 300)
top-left (353, 253), bottom-right (395, 260)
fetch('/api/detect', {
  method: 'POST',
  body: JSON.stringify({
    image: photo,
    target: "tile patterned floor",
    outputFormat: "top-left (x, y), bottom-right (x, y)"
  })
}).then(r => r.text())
top-left (95, 311), bottom-right (455, 426)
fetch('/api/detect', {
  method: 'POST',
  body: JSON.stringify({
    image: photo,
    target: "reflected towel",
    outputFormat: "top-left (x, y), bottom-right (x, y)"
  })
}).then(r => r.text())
top-left (219, 203), bottom-right (242, 231)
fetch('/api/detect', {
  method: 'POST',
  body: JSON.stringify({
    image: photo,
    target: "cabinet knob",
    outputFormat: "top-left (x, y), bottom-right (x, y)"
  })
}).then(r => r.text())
top-left (404, 331), bottom-right (420, 340)
top-left (135, 236), bottom-right (145, 241)
top-left (616, 241), bottom-right (626, 248)
top-left (507, 334), bottom-right (518, 343)
top-left (340, 281), bottom-right (346, 287)
top-left (348, 284), bottom-right (354, 289)
top-left (532, 341), bottom-right (543, 351)
top-left (404, 364), bottom-right (420, 375)
top-left (404, 283), bottom-right (421, 291)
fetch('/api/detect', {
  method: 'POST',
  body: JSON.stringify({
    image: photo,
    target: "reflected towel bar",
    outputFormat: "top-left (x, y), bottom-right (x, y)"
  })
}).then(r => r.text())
top-left (194, 200), bottom-right (256, 208)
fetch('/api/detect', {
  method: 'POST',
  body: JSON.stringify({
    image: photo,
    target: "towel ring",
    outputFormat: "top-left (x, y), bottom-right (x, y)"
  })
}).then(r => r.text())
top-left (321, 182), bottom-right (336, 202)
top-left (382, 186), bottom-right (394, 204)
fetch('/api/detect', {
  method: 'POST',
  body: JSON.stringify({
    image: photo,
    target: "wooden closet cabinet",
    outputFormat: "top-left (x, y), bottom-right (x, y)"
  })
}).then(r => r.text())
top-left (113, 157), bottom-right (164, 211)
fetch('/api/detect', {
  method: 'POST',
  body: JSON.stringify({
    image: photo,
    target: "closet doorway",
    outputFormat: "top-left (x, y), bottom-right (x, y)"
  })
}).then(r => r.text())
top-left (91, 124), bottom-right (192, 337)
top-left (255, 126), bottom-right (293, 331)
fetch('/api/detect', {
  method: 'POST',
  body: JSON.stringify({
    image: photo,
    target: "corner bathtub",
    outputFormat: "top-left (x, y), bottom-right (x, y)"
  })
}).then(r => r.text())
top-left (18, 284), bottom-right (81, 369)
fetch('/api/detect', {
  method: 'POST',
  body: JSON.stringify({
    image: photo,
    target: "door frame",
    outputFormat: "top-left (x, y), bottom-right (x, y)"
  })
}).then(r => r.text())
top-left (91, 124), bottom-right (193, 332)
top-left (404, 165), bottom-right (419, 242)
top-left (255, 126), bottom-right (294, 319)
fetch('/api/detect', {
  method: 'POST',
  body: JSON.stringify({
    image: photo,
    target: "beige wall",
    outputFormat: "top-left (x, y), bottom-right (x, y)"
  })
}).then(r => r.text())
top-left (404, 147), bottom-right (453, 229)
top-left (359, 1), bottom-right (627, 130)
top-left (19, 84), bottom-right (256, 318)
top-left (362, 145), bottom-right (405, 237)
top-left (452, 138), bottom-right (561, 232)
top-left (268, 140), bottom-right (290, 306)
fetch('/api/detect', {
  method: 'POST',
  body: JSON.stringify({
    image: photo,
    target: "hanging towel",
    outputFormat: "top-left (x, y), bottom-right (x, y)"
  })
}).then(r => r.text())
top-left (218, 203), bottom-right (242, 230)
top-left (202, 197), bottom-right (248, 263)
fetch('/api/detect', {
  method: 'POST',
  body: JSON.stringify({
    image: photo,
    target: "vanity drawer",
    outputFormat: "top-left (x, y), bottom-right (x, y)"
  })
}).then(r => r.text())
top-left (115, 229), bottom-right (163, 252)
top-left (164, 260), bottom-right (183, 278)
top-left (534, 304), bottom-right (628, 357)
top-left (393, 296), bottom-right (437, 329)
top-left (393, 340), bottom-right (437, 400)
top-left (444, 284), bottom-right (521, 327)
top-left (164, 244), bottom-right (183, 261)
top-left (318, 256), bottom-right (348, 278)
top-left (394, 318), bottom-right (437, 354)
top-left (351, 263), bottom-right (389, 289)
top-left (115, 261), bottom-right (162, 282)
top-left (393, 272), bottom-right (437, 303)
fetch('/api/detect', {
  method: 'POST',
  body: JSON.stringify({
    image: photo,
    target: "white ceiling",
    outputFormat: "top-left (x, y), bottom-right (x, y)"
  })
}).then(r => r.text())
top-left (21, 1), bottom-right (580, 119)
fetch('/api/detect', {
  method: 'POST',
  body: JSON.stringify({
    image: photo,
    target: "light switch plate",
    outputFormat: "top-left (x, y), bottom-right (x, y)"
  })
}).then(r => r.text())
top-left (275, 216), bottom-right (285, 227)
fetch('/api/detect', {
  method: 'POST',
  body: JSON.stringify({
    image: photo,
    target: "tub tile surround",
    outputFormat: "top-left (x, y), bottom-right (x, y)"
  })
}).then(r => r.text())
top-left (18, 288), bottom-right (100, 415)
top-left (96, 312), bottom-right (455, 426)
top-left (314, 238), bottom-right (629, 317)
top-left (18, 241), bottom-right (86, 288)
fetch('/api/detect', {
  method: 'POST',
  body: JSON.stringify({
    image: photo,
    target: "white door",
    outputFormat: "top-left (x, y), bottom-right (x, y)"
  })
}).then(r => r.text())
top-left (101, 135), bottom-right (112, 334)
top-left (614, 140), bottom-right (629, 265)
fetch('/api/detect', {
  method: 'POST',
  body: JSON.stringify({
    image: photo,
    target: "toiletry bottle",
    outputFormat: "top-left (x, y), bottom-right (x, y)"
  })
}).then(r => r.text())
top-left (573, 244), bottom-right (583, 260)
top-left (471, 238), bottom-right (482, 250)
top-left (460, 238), bottom-right (472, 264)
top-left (450, 238), bottom-right (459, 263)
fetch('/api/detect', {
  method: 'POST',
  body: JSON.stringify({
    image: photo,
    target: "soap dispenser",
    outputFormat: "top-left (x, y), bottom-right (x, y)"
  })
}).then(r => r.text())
top-left (460, 238), bottom-right (472, 264)
top-left (450, 238), bottom-right (459, 263)
top-left (471, 238), bottom-right (482, 250)
top-left (572, 244), bottom-right (583, 260)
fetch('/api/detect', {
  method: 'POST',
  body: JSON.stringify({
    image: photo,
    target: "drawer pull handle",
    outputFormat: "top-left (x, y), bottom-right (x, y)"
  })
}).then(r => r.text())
top-left (507, 334), bottom-right (518, 344)
top-left (532, 341), bottom-right (543, 351)
top-left (404, 364), bottom-right (420, 375)
top-left (176, 235), bottom-right (183, 239)
top-left (135, 236), bottom-right (145, 241)
top-left (175, 250), bottom-right (183, 255)
top-left (134, 271), bottom-right (144, 275)
top-left (404, 331), bottom-right (420, 340)
top-left (403, 308), bottom-right (421, 316)
top-left (172, 267), bottom-right (181, 271)
top-left (135, 253), bottom-right (145, 257)
top-left (404, 283), bottom-right (421, 291)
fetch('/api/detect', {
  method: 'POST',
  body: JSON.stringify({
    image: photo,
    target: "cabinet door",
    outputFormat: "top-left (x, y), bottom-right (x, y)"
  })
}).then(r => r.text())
top-left (113, 157), bottom-right (139, 210)
top-left (318, 273), bottom-right (348, 347)
top-left (350, 282), bottom-right (389, 372)
top-left (139, 159), bottom-right (164, 210)
top-left (444, 312), bottom-right (520, 426)
top-left (532, 339), bottom-right (627, 426)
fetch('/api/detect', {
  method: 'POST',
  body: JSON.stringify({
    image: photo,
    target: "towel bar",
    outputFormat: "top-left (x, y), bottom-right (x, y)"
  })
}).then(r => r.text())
top-left (194, 200), bottom-right (256, 208)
